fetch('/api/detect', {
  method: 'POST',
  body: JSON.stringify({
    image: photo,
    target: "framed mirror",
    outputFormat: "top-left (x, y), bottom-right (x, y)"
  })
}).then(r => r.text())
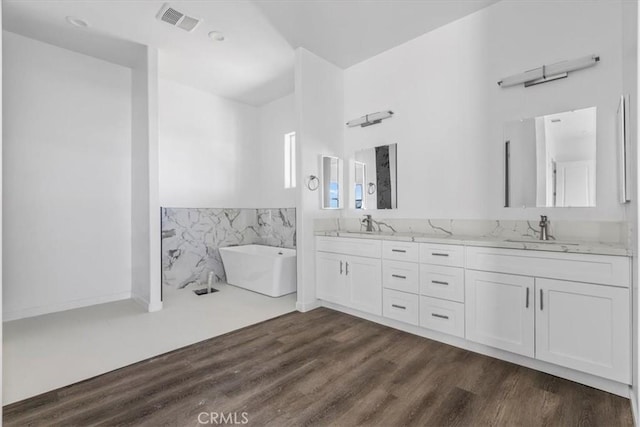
top-left (321, 155), bottom-right (342, 209)
top-left (353, 143), bottom-right (397, 209)
top-left (504, 107), bottom-right (596, 208)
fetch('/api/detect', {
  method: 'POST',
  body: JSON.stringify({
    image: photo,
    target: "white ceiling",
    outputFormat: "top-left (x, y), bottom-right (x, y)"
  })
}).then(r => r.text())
top-left (545, 107), bottom-right (597, 143)
top-left (3, 0), bottom-right (295, 106)
top-left (3, 0), bottom-right (499, 106)
top-left (255, 0), bottom-right (500, 69)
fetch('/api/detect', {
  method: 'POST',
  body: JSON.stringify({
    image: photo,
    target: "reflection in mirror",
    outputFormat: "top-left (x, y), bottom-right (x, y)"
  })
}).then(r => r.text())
top-left (354, 161), bottom-right (365, 209)
top-left (354, 143), bottom-right (397, 209)
top-left (321, 156), bottom-right (341, 209)
top-left (505, 107), bottom-right (596, 208)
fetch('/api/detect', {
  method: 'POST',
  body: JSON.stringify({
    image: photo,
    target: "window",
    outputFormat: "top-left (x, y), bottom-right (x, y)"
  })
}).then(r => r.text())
top-left (284, 132), bottom-right (296, 188)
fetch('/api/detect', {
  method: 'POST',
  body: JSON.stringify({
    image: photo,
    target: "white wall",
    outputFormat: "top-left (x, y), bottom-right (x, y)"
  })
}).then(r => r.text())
top-left (343, 0), bottom-right (624, 221)
top-left (158, 78), bottom-right (295, 209)
top-left (3, 31), bottom-right (133, 320)
top-left (257, 93), bottom-right (296, 208)
top-left (158, 78), bottom-right (260, 208)
top-left (131, 47), bottom-right (161, 312)
top-left (621, 0), bottom-right (639, 421)
top-left (295, 48), bottom-right (344, 310)
top-left (1, 2), bottom-right (5, 413)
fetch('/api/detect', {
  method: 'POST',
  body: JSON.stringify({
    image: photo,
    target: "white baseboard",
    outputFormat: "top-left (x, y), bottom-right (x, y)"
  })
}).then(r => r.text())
top-left (3, 292), bottom-right (132, 322)
top-left (321, 300), bottom-right (631, 398)
top-left (132, 294), bottom-right (150, 311)
top-left (132, 294), bottom-right (163, 312)
top-left (631, 389), bottom-right (638, 427)
top-left (148, 300), bottom-right (163, 312)
top-left (296, 299), bottom-right (321, 312)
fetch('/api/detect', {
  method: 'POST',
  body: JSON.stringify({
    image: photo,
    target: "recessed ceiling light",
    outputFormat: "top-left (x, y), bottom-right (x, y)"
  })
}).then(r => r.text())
top-left (66, 16), bottom-right (89, 28)
top-left (208, 31), bottom-right (225, 42)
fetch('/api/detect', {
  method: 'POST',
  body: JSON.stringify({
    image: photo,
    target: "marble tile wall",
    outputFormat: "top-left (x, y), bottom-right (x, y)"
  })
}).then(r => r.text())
top-left (314, 217), bottom-right (627, 245)
top-left (162, 208), bottom-right (296, 289)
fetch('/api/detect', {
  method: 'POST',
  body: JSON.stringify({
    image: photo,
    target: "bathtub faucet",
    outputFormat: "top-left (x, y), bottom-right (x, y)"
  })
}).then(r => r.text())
top-left (362, 214), bottom-right (374, 232)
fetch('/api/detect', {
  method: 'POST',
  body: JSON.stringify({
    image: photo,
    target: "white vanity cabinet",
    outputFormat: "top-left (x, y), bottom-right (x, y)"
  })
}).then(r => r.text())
top-left (418, 242), bottom-right (466, 338)
top-left (315, 237), bottom-right (382, 315)
top-left (465, 270), bottom-right (534, 357)
top-left (316, 251), bottom-right (348, 304)
top-left (382, 241), bottom-right (420, 325)
top-left (383, 288), bottom-right (419, 325)
top-left (535, 278), bottom-right (630, 383)
top-left (383, 260), bottom-right (419, 294)
top-left (465, 246), bottom-right (631, 383)
top-left (348, 255), bottom-right (383, 314)
top-left (315, 234), bottom-right (632, 389)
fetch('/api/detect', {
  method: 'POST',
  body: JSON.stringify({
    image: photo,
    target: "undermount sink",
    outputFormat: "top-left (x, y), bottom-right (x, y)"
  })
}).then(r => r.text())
top-left (504, 239), bottom-right (579, 246)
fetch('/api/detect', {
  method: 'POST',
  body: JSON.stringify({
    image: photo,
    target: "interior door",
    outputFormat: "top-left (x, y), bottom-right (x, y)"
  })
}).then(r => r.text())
top-left (465, 270), bottom-right (534, 357)
top-left (535, 278), bottom-right (630, 383)
top-left (555, 160), bottom-right (594, 207)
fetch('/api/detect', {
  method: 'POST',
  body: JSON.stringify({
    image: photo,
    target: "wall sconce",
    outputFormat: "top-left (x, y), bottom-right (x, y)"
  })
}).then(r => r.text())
top-left (346, 110), bottom-right (394, 128)
top-left (498, 54), bottom-right (600, 88)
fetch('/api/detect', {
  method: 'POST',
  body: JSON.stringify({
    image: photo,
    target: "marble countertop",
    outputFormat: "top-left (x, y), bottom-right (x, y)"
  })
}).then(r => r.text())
top-left (314, 230), bottom-right (630, 257)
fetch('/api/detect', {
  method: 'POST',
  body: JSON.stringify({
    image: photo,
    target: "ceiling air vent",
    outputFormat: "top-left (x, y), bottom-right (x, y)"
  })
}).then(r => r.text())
top-left (156, 3), bottom-right (201, 32)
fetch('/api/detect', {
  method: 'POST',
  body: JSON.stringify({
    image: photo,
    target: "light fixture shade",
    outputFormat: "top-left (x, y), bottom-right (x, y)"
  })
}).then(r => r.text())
top-left (498, 68), bottom-right (544, 87)
top-left (346, 110), bottom-right (394, 128)
top-left (498, 54), bottom-right (599, 88)
top-left (544, 55), bottom-right (599, 76)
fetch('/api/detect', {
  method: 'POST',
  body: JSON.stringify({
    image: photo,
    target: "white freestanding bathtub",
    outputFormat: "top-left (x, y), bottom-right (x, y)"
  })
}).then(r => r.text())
top-left (219, 245), bottom-right (297, 297)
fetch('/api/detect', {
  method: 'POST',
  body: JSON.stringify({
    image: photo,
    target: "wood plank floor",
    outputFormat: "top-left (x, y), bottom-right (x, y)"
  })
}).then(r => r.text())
top-left (4, 307), bottom-right (633, 426)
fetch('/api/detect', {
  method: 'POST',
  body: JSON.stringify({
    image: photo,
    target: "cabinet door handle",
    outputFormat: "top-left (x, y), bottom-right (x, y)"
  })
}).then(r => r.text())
top-left (432, 253), bottom-right (449, 257)
top-left (391, 304), bottom-right (406, 310)
top-left (526, 287), bottom-right (530, 308)
top-left (339, 260), bottom-right (343, 275)
top-left (431, 313), bottom-right (449, 320)
top-left (540, 289), bottom-right (543, 310)
top-left (392, 274), bottom-right (407, 279)
top-left (431, 280), bottom-right (449, 286)
top-left (345, 262), bottom-right (349, 276)
top-left (392, 249), bottom-right (407, 253)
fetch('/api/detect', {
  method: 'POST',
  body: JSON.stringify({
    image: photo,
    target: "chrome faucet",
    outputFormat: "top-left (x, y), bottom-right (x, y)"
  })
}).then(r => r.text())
top-left (539, 215), bottom-right (549, 241)
top-left (362, 214), bottom-right (374, 232)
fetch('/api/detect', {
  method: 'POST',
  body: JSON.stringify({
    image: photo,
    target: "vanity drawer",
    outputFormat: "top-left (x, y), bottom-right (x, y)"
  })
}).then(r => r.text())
top-left (420, 243), bottom-right (464, 267)
top-left (315, 236), bottom-right (382, 259)
top-left (465, 246), bottom-right (630, 287)
top-left (419, 296), bottom-right (465, 338)
top-left (382, 241), bottom-right (419, 262)
top-left (420, 265), bottom-right (464, 303)
top-left (383, 289), bottom-right (419, 325)
top-left (383, 260), bottom-right (419, 294)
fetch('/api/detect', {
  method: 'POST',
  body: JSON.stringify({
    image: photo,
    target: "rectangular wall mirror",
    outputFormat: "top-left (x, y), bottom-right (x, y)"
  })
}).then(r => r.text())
top-left (504, 107), bottom-right (596, 208)
top-left (353, 143), bottom-right (398, 209)
top-left (321, 155), bottom-right (342, 209)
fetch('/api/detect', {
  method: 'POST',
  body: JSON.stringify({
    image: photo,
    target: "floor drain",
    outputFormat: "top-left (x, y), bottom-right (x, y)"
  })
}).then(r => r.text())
top-left (194, 288), bottom-right (219, 296)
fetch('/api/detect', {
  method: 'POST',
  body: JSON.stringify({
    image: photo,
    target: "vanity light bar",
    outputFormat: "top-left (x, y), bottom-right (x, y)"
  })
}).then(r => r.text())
top-left (346, 110), bottom-right (394, 128)
top-left (497, 54), bottom-right (600, 88)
